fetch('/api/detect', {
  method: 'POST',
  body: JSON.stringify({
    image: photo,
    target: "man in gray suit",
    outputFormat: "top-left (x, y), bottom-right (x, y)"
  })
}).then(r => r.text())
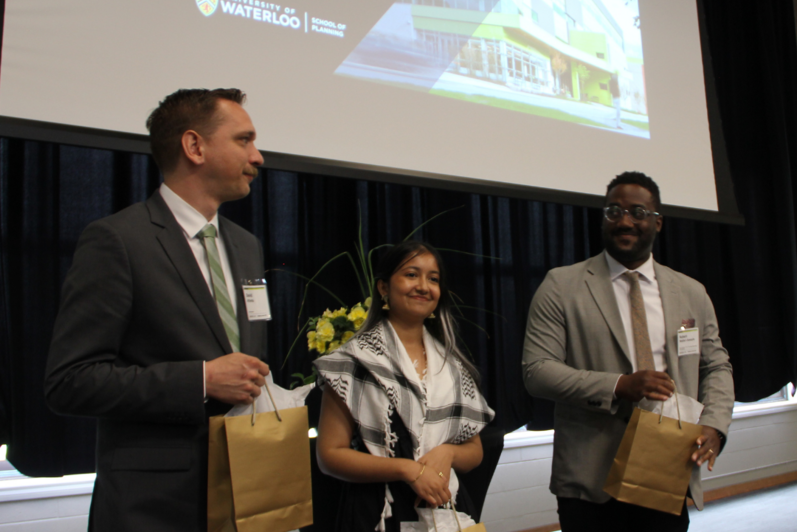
top-left (45, 89), bottom-right (270, 531)
top-left (522, 172), bottom-right (734, 531)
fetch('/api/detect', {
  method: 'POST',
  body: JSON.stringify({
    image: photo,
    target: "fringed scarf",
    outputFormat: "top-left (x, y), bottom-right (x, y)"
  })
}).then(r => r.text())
top-left (314, 320), bottom-right (494, 530)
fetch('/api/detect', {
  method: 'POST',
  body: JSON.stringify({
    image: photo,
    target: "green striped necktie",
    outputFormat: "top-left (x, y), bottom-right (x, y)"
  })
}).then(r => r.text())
top-left (198, 224), bottom-right (240, 352)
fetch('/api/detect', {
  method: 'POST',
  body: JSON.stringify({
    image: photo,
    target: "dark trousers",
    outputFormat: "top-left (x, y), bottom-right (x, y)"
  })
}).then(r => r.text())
top-left (557, 497), bottom-right (690, 532)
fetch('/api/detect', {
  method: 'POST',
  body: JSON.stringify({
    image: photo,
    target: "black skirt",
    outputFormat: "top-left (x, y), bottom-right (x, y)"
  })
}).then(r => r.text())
top-left (333, 409), bottom-right (476, 532)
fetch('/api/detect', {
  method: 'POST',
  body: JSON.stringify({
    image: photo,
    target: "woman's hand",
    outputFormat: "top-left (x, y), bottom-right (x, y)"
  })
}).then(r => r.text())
top-left (418, 444), bottom-right (455, 483)
top-left (406, 461), bottom-right (451, 507)
top-left (409, 444), bottom-right (456, 507)
top-left (419, 434), bottom-right (484, 480)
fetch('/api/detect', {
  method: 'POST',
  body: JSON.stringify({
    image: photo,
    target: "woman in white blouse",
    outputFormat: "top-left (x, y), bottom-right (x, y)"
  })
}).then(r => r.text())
top-left (314, 240), bottom-right (495, 532)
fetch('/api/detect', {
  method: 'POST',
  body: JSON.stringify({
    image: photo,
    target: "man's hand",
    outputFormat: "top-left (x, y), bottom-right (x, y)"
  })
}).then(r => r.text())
top-left (615, 370), bottom-right (674, 402)
top-left (692, 426), bottom-right (721, 471)
top-left (205, 353), bottom-right (269, 405)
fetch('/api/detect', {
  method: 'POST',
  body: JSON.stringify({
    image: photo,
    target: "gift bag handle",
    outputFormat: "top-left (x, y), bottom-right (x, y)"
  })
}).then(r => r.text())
top-left (251, 379), bottom-right (282, 426)
top-left (658, 381), bottom-right (682, 430)
top-left (429, 500), bottom-right (464, 532)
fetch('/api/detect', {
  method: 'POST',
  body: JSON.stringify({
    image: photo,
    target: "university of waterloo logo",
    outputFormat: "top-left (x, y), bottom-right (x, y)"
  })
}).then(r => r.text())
top-left (197, 0), bottom-right (218, 16)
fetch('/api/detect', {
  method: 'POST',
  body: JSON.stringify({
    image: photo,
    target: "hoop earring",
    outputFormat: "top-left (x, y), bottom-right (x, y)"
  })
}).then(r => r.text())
top-left (381, 295), bottom-right (390, 311)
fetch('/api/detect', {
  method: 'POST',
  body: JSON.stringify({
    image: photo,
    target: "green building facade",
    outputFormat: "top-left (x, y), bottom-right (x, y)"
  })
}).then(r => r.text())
top-left (402, 0), bottom-right (645, 111)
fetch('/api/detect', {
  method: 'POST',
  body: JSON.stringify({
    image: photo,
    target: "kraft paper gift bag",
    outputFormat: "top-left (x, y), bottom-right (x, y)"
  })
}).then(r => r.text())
top-left (207, 415), bottom-right (237, 532)
top-left (208, 380), bottom-right (313, 532)
top-left (603, 402), bottom-right (703, 515)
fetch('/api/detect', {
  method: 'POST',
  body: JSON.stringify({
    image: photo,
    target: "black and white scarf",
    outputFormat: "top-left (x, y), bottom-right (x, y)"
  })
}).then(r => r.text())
top-left (314, 320), bottom-right (494, 529)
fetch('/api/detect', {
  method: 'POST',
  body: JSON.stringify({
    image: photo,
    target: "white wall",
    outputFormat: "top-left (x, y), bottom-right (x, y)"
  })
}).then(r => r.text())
top-left (2, 404), bottom-right (796, 532)
top-left (0, 476), bottom-right (93, 531)
top-left (480, 402), bottom-right (797, 532)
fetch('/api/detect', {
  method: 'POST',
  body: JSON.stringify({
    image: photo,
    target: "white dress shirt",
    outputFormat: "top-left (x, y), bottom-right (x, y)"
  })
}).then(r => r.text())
top-left (160, 183), bottom-right (239, 399)
top-left (605, 251), bottom-right (667, 373)
top-left (159, 183), bottom-right (238, 314)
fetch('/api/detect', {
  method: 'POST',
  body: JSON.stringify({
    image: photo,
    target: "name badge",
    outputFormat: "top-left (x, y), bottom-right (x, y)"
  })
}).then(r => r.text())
top-left (241, 279), bottom-right (271, 321)
top-left (677, 327), bottom-right (699, 356)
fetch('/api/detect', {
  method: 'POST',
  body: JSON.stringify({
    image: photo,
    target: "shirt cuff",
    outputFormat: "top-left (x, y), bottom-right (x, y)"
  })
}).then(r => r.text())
top-left (613, 374), bottom-right (623, 400)
top-left (203, 361), bottom-right (208, 403)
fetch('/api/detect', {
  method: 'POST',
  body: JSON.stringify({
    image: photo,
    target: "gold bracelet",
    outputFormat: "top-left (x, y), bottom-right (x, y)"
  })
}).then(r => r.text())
top-left (410, 464), bottom-right (426, 483)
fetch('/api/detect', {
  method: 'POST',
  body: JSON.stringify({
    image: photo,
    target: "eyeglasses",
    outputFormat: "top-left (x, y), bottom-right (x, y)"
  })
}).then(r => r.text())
top-left (603, 205), bottom-right (659, 224)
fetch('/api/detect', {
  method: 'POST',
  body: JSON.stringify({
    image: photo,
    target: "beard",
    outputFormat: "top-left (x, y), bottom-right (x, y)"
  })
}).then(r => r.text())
top-left (602, 224), bottom-right (657, 265)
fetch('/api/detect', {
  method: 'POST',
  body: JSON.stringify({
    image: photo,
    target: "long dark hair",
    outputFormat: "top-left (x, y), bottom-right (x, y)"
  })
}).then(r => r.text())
top-left (356, 240), bottom-right (480, 383)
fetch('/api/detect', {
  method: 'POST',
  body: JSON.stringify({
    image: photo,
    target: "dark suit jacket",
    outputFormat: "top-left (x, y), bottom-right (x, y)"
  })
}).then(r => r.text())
top-left (522, 253), bottom-right (734, 510)
top-left (45, 192), bottom-right (267, 531)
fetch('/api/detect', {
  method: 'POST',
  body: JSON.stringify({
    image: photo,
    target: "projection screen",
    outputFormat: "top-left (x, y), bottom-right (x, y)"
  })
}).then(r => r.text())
top-left (0, 0), bottom-right (740, 221)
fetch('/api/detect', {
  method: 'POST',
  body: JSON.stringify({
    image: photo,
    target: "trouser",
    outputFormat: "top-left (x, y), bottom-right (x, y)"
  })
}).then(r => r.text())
top-left (557, 496), bottom-right (690, 532)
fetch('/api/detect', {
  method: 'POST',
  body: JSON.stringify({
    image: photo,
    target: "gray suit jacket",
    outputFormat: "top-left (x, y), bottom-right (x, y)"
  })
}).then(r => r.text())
top-left (44, 192), bottom-right (267, 531)
top-left (522, 253), bottom-right (734, 509)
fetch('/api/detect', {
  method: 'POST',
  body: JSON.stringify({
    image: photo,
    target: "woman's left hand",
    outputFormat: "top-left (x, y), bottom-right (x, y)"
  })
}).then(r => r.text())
top-left (418, 444), bottom-right (455, 484)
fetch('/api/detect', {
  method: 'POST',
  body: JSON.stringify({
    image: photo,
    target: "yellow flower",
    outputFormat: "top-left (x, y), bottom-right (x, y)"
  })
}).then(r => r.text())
top-left (322, 308), bottom-right (334, 319)
top-left (348, 305), bottom-right (368, 330)
top-left (307, 330), bottom-right (317, 350)
top-left (364, 297), bottom-right (372, 309)
top-left (341, 331), bottom-right (355, 344)
top-left (316, 319), bottom-right (335, 343)
top-left (328, 340), bottom-right (341, 352)
top-left (315, 339), bottom-right (328, 354)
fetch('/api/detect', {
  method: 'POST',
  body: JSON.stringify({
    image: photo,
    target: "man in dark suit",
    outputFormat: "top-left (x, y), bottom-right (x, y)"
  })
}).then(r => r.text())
top-left (44, 88), bottom-right (271, 531)
top-left (522, 172), bottom-right (734, 531)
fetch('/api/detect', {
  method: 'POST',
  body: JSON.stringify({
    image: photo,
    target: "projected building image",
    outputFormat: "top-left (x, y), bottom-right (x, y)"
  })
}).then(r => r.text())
top-left (336, 0), bottom-right (648, 138)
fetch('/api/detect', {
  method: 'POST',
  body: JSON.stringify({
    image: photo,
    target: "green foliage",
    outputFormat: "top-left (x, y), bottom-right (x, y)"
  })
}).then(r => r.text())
top-left (270, 204), bottom-right (502, 381)
top-left (290, 368), bottom-right (318, 389)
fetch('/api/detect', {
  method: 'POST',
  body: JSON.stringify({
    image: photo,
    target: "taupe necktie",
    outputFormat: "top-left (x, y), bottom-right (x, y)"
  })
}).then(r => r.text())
top-left (198, 224), bottom-right (240, 352)
top-left (624, 271), bottom-right (655, 371)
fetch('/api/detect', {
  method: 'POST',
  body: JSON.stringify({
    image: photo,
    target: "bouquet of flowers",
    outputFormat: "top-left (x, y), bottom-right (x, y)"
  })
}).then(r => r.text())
top-left (306, 298), bottom-right (371, 356)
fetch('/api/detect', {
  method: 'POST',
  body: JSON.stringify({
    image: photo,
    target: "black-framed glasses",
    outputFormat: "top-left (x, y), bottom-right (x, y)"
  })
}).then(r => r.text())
top-left (603, 205), bottom-right (659, 224)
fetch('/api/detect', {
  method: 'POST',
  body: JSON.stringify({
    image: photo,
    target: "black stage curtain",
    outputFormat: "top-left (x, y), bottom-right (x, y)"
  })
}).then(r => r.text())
top-left (1, 0), bottom-right (796, 477)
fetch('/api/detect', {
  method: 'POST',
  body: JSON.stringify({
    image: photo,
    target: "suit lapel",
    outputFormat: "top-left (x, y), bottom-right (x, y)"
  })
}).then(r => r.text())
top-left (220, 218), bottom-right (252, 355)
top-left (654, 262), bottom-right (681, 377)
top-left (147, 193), bottom-right (232, 355)
top-left (585, 254), bottom-right (632, 364)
